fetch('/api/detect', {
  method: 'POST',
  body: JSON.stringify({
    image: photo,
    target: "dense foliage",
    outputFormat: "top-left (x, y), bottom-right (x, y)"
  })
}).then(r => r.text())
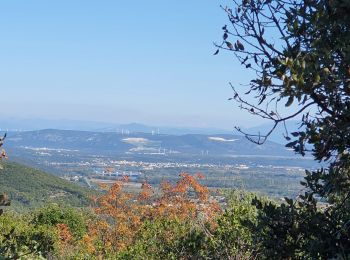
top-left (0, 205), bottom-right (90, 259)
top-left (0, 212), bottom-right (57, 259)
top-left (0, 173), bottom-right (268, 259)
top-left (215, 0), bottom-right (350, 258)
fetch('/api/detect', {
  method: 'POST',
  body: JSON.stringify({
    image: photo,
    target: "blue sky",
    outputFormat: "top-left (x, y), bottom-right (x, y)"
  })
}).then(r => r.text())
top-left (0, 1), bottom-right (264, 129)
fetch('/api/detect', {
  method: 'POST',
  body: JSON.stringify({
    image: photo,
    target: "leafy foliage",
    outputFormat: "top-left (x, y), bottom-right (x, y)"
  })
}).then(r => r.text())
top-left (31, 204), bottom-right (88, 240)
top-left (0, 173), bottom-right (282, 259)
top-left (81, 173), bottom-right (221, 258)
top-left (117, 189), bottom-right (265, 259)
top-left (72, 183), bottom-right (264, 259)
top-left (0, 212), bottom-right (58, 259)
top-left (0, 204), bottom-right (92, 259)
top-left (216, 0), bottom-right (350, 258)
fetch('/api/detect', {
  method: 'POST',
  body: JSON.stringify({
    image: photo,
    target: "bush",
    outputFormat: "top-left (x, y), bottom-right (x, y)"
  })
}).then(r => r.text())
top-left (31, 204), bottom-right (88, 240)
top-left (0, 212), bottom-right (58, 259)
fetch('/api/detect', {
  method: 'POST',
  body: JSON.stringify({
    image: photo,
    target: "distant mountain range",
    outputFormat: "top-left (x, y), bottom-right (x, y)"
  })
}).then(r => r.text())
top-left (4, 129), bottom-right (296, 157)
top-left (0, 118), bottom-right (302, 144)
top-left (0, 118), bottom-right (232, 135)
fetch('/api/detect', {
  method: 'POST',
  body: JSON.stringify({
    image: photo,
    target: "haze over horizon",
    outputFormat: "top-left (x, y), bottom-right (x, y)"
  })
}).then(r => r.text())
top-left (0, 116), bottom-right (233, 132)
top-left (0, 1), bottom-right (267, 129)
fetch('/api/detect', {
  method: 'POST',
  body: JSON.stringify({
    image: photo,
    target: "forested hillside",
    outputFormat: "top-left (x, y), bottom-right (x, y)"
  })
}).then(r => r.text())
top-left (0, 162), bottom-right (92, 210)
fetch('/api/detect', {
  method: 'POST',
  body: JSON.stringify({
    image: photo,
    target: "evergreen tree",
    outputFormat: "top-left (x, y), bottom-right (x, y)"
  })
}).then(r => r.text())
top-left (215, 0), bottom-right (350, 258)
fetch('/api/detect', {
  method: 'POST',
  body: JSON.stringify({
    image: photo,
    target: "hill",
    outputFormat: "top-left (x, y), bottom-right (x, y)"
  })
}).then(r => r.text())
top-left (0, 162), bottom-right (93, 211)
top-left (5, 129), bottom-right (294, 157)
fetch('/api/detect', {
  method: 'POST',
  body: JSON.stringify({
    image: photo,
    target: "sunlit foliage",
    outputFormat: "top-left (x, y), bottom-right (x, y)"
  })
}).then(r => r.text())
top-left (82, 173), bottom-right (221, 258)
top-left (216, 0), bottom-right (350, 258)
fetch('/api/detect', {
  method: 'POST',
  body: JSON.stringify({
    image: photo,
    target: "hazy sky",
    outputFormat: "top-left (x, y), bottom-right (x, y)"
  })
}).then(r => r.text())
top-left (0, 1), bottom-right (266, 129)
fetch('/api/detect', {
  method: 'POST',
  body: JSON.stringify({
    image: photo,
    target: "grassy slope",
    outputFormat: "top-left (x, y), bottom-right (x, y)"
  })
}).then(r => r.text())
top-left (0, 161), bottom-right (93, 211)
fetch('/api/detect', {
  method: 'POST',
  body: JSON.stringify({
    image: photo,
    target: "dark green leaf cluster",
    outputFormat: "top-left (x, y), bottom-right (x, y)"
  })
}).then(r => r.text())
top-left (31, 204), bottom-right (89, 240)
top-left (0, 212), bottom-right (58, 259)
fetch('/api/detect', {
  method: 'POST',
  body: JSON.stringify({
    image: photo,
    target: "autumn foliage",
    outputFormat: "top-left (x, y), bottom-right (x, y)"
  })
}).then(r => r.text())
top-left (56, 223), bottom-right (72, 242)
top-left (84, 173), bottom-right (221, 257)
top-left (1, 174), bottom-right (260, 259)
